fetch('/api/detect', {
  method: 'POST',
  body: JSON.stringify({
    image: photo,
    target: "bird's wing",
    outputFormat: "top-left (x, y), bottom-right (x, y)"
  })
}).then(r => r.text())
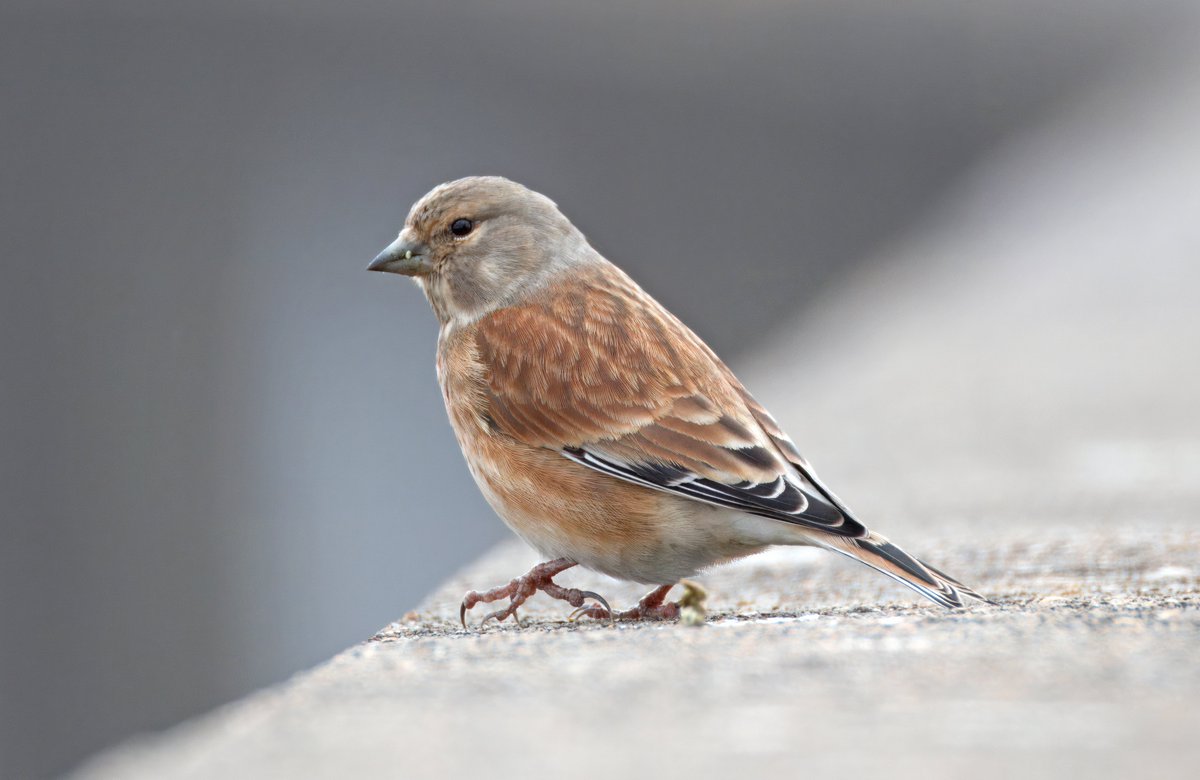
top-left (474, 263), bottom-right (866, 538)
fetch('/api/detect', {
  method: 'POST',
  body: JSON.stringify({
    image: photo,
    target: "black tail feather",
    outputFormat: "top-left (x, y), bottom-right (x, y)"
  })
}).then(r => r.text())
top-left (825, 533), bottom-right (992, 608)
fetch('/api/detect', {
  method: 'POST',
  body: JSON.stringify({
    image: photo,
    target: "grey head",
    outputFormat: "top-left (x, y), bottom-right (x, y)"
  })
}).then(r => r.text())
top-left (368, 176), bottom-right (597, 324)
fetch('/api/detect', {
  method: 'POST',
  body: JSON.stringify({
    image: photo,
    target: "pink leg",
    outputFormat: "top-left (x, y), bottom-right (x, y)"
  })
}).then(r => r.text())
top-left (572, 584), bottom-right (680, 622)
top-left (459, 558), bottom-right (612, 628)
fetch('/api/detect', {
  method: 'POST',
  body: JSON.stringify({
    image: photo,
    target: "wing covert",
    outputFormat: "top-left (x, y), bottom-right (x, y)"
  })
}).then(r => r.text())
top-left (474, 263), bottom-right (865, 537)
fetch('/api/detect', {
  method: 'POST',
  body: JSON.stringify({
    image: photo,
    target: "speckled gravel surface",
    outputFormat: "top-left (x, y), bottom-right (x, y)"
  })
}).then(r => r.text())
top-left (74, 529), bottom-right (1200, 780)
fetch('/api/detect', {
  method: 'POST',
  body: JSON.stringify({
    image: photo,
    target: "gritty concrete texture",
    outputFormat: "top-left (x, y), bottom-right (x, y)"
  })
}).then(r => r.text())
top-left (74, 532), bottom-right (1200, 780)
top-left (73, 27), bottom-right (1200, 780)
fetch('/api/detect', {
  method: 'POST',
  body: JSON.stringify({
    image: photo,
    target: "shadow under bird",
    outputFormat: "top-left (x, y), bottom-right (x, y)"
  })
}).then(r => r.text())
top-left (369, 176), bottom-right (989, 625)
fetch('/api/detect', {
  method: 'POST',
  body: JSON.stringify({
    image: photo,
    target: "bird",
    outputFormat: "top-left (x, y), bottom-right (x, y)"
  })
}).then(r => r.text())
top-left (368, 176), bottom-right (989, 626)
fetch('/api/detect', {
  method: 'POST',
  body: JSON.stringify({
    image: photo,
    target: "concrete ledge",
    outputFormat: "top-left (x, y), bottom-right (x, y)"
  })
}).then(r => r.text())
top-left (75, 527), bottom-right (1200, 780)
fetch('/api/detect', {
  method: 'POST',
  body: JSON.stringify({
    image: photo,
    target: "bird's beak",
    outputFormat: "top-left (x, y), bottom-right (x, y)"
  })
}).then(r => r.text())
top-left (368, 231), bottom-right (435, 276)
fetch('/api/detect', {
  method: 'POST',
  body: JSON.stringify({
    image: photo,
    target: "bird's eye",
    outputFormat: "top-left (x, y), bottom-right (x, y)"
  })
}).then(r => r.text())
top-left (450, 218), bottom-right (473, 237)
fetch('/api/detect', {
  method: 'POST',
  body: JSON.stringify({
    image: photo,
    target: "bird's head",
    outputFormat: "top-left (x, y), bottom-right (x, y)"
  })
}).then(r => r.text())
top-left (369, 176), bottom-right (590, 324)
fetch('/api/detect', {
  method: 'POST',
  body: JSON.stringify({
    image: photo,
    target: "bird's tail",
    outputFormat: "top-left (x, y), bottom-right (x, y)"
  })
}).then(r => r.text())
top-left (821, 532), bottom-right (992, 608)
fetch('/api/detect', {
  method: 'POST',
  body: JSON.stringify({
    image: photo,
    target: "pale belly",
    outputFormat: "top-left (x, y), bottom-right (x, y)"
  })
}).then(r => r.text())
top-left (462, 434), bottom-right (810, 583)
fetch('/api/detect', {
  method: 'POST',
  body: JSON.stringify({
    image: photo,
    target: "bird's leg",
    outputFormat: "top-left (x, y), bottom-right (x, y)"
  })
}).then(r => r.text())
top-left (571, 583), bottom-right (680, 622)
top-left (459, 558), bottom-right (612, 628)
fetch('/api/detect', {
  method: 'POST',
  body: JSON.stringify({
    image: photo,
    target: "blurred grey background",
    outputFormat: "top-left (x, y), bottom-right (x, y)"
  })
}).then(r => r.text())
top-left (0, 0), bottom-right (1192, 776)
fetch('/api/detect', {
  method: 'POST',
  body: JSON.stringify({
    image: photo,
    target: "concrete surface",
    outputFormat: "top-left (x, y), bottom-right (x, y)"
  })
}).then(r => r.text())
top-left (73, 531), bottom-right (1200, 780)
top-left (72, 23), bottom-right (1200, 780)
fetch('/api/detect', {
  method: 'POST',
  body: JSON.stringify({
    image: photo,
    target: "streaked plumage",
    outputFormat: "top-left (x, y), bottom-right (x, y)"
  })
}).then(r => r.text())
top-left (369, 176), bottom-right (988, 623)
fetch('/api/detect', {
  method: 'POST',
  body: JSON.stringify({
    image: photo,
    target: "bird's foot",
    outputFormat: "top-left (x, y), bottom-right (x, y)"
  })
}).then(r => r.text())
top-left (570, 583), bottom-right (681, 622)
top-left (459, 558), bottom-right (612, 628)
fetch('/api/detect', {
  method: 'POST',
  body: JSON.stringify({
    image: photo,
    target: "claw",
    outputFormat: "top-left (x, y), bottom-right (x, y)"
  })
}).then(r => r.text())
top-left (577, 590), bottom-right (614, 617)
top-left (460, 600), bottom-right (469, 629)
top-left (567, 592), bottom-right (617, 624)
top-left (567, 605), bottom-right (592, 621)
top-left (479, 606), bottom-right (515, 626)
